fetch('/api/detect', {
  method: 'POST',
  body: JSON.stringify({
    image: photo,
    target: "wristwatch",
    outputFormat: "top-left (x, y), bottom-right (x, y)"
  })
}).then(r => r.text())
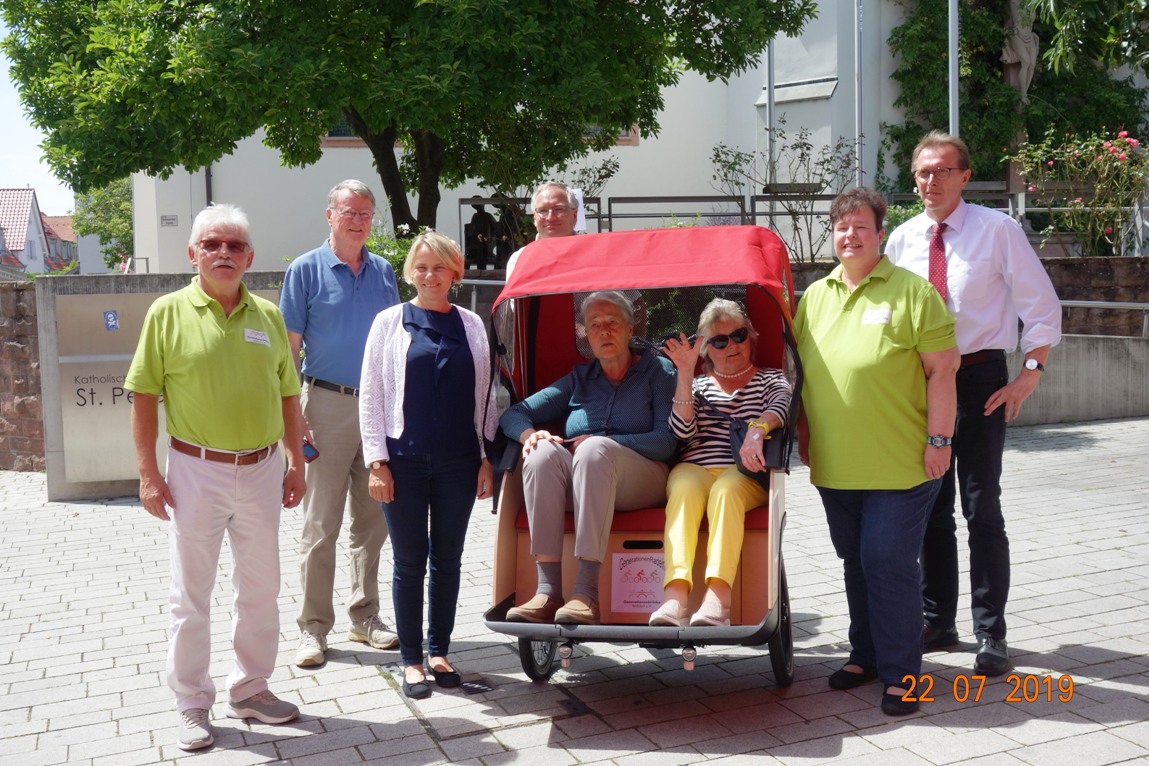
top-left (926, 434), bottom-right (952, 448)
top-left (1024, 358), bottom-right (1045, 372)
top-left (747, 419), bottom-right (772, 431)
top-left (370, 460), bottom-right (387, 470)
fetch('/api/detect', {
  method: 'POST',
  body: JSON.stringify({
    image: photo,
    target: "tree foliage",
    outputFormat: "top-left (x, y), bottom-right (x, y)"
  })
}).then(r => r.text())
top-left (71, 177), bottom-right (133, 269)
top-left (1030, 0), bottom-right (1149, 75)
top-left (881, 0), bottom-right (1147, 192)
top-left (883, 0), bottom-right (1023, 191)
top-left (1, 0), bottom-right (816, 230)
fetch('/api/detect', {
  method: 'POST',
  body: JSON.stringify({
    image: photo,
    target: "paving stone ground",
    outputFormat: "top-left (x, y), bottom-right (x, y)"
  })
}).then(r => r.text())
top-left (2, 417), bottom-right (1148, 764)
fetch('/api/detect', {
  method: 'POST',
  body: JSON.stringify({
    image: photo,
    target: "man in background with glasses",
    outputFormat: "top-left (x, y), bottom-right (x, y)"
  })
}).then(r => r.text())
top-left (127, 204), bottom-right (306, 750)
top-left (886, 131), bottom-right (1061, 678)
top-left (279, 180), bottom-right (401, 668)
top-left (504, 180), bottom-right (581, 278)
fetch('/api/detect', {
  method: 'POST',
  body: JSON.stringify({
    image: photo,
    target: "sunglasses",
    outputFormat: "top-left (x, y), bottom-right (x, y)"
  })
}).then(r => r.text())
top-left (707, 327), bottom-right (750, 349)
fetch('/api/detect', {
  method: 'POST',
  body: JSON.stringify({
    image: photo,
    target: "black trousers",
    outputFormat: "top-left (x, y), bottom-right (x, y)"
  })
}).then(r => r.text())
top-left (921, 357), bottom-right (1010, 641)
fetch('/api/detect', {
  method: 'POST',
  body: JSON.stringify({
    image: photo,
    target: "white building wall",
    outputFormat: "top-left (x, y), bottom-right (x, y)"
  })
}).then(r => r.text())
top-left (21, 204), bottom-right (47, 272)
top-left (77, 233), bottom-right (113, 274)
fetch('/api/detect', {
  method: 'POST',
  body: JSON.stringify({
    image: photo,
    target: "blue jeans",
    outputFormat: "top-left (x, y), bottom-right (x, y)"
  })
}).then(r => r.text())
top-left (921, 358), bottom-right (1009, 640)
top-left (818, 479), bottom-right (941, 688)
top-left (382, 451), bottom-right (480, 666)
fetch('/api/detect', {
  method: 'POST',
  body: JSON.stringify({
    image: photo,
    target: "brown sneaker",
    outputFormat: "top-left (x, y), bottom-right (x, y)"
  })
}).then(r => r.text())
top-left (506, 594), bottom-right (563, 623)
top-left (555, 596), bottom-right (599, 625)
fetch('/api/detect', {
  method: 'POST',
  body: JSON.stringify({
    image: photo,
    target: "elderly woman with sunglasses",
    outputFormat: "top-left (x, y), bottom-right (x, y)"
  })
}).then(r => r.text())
top-left (649, 298), bottom-right (791, 627)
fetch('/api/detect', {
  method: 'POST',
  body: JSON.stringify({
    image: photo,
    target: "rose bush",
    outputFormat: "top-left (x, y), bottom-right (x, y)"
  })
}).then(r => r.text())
top-left (1010, 128), bottom-right (1149, 257)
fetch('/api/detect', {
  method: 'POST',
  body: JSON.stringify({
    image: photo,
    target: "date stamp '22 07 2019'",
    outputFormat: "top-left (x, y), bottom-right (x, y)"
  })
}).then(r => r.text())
top-left (900, 674), bottom-right (1075, 704)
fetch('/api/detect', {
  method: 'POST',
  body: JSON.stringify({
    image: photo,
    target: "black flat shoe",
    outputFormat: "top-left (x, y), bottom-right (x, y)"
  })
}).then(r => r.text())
top-left (402, 676), bottom-right (432, 699)
top-left (828, 665), bottom-right (878, 690)
top-left (881, 691), bottom-right (919, 716)
top-left (430, 667), bottom-right (461, 688)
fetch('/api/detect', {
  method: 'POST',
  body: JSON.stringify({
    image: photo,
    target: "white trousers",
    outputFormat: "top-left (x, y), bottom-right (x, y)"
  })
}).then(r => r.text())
top-left (165, 446), bottom-right (284, 711)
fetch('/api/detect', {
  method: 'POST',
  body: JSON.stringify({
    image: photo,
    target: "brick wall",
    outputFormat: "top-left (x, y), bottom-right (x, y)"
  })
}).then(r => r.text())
top-left (793, 256), bottom-right (1148, 336)
top-left (0, 282), bottom-right (44, 472)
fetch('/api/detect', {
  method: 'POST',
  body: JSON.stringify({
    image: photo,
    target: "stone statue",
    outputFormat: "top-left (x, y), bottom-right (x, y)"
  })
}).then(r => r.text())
top-left (1002, 0), bottom-right (1038, 104)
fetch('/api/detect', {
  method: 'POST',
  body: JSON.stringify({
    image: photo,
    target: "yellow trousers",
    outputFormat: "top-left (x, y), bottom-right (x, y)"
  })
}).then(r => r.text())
top-left (663, 462), bottom-right (769, 589)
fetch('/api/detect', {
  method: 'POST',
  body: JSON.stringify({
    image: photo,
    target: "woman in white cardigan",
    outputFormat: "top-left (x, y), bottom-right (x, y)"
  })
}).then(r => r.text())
top-left (359, 232), bottom-right (497, 700)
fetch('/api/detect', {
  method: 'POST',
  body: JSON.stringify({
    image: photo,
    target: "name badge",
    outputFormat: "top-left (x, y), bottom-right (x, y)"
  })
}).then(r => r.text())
top-left (244, 328), bottom-right (271, 347)
top-left (862, 308), bottom-right (891, 325)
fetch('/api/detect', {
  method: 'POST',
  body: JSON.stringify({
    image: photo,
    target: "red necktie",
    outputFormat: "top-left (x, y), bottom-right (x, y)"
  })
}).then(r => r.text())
top-left (929, 222), bottom-right (948, 303)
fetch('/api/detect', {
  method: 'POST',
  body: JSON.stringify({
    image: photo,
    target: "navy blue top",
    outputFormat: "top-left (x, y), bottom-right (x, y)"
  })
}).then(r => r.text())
top-left (278, 240), bottom-right (400, 388)
top-left (388, 303), bottom-right (478, 458)
top-left (500, 349), bottom-right (677, 461)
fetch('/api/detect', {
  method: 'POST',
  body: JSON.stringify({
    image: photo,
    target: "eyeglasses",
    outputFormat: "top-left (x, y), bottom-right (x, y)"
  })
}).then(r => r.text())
top-left (334, 208), bottom-right (374, 221)
top-left (912, 167), bottom-right (965, 183)
top-left (198, 239), bottom-right (251, 254)
top-left (534, 206), bottom-right (571, 218)
top-left (707, 327), bottom-right (750, 349)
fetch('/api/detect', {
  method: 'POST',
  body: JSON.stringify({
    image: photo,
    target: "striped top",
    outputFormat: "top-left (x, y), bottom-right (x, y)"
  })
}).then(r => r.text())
top-left (670, 368), bottom-right (792, 467)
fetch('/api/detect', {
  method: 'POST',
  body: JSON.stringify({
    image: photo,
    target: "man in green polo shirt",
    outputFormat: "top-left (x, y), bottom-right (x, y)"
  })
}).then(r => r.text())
top-left (126, 203), bottom-right (305, 751)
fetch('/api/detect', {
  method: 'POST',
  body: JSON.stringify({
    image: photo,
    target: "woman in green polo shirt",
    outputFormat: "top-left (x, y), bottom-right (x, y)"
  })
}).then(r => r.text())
top-left (795, 187), bottom-right (958, 716)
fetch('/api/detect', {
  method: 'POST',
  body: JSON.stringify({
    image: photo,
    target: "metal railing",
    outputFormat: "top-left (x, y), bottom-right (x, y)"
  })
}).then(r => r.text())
top-left (460, 279), bottom-right (1149, 339)
top-left (1061, 300), bottom-right (1149, 338)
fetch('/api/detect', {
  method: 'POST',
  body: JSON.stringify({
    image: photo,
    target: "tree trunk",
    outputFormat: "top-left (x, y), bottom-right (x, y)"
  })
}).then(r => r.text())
top-left (345, 107), bottom-right (420, 233)
top-left (411, 130), bottom-right (445, 230)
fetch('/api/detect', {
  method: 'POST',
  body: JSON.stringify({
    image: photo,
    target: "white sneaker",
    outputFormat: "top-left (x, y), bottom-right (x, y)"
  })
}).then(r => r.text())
top-left (176, 707), bottom-right (213, 751)
top-left (348, 614), bottom-right (399, 650)
top-left (295, 630), bottom-right (328, 667)
top-left (226, 690), bottom-right (299, 725)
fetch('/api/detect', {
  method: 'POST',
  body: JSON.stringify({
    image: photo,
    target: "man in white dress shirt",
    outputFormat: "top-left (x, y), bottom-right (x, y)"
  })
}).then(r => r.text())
top-left (886, 131), bottom-right (1062, 677)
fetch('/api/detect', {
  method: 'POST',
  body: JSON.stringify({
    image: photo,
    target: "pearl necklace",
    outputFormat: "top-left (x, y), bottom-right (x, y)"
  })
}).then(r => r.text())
top-left (712, 363), bottom-right (755, 380)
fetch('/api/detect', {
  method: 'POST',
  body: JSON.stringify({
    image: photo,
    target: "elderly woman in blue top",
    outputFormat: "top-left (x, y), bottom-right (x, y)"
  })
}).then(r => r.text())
top-left (359, 232), bottom-right (497, 700)
top-left (649, 299), bottom-right (791, 628)
top-left (501, 291), bottom-right (676, 625)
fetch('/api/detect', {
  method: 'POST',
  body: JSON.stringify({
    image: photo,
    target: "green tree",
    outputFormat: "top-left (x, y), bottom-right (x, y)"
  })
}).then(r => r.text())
top-left (1, 0), bottom-right (816, 232)
top-left (71, 177), bottom-right (133, 270)
top-left (1030, 0), bottom-right (1149, 75)
top-left (882, 0), bottom-right (1022, 191)
top-left (881, 0), bottom-right (1147, 192)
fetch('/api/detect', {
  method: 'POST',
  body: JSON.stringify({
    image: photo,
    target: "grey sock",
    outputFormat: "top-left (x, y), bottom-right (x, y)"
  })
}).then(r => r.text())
top-left (536, 561), bottom-right (562, 600)
top-left (573, 559), bottom-right (601, 603)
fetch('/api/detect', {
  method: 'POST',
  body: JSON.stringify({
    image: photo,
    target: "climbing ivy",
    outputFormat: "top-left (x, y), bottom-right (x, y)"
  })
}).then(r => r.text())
top-left (882, 0), bottom-right (1147, 193)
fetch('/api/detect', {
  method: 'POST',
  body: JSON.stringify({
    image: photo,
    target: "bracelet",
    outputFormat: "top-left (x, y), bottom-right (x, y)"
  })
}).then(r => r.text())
top-left (672, 398), bottom-right (695, 406)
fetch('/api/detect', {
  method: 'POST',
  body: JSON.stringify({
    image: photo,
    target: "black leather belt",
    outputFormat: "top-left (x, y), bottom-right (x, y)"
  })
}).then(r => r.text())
top-left (305, 375), bottom-right (359, 396)
top-left (170, 437), bottom-right (277, 466)
top-left (960, 349), bottom-right (1006, 368)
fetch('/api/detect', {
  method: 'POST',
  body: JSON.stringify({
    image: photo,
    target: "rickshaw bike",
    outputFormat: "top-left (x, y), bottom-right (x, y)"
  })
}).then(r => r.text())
top-left (483, 225), bottom-right (801, 687)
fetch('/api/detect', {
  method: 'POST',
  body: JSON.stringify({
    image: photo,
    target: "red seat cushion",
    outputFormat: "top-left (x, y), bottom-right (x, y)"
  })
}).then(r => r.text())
top-left (513, 504), bottom-right (769, 532)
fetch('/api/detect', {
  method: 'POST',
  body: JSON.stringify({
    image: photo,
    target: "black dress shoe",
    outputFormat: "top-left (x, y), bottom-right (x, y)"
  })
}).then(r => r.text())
top-left (881, 691), bottom-right (920, 716)
top-left (922, 623), bottom-right (960, 651)
top-left (828, 665), bottom-right (879, 690)
top-left (974, 637), bottom-right (1009, 676)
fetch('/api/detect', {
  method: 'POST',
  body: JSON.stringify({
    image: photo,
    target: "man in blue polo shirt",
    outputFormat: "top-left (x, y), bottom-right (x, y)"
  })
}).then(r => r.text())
top-left (280, 180), bottom-right (401, 667)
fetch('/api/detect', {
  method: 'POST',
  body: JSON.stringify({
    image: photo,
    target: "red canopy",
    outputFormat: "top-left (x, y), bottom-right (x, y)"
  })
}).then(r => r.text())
top-left (495, 225), bottom-right (794, 311)
top-left (492, 226), bottom-right (797, 399)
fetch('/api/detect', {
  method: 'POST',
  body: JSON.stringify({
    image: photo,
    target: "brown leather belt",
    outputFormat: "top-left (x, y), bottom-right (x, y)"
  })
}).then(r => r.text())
top-left (170, 437), bottom-right (277, 466)
top-left (305, 375), bottom-right (359, 397)
top-left (960, 349), bottom-right (1006, 368)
